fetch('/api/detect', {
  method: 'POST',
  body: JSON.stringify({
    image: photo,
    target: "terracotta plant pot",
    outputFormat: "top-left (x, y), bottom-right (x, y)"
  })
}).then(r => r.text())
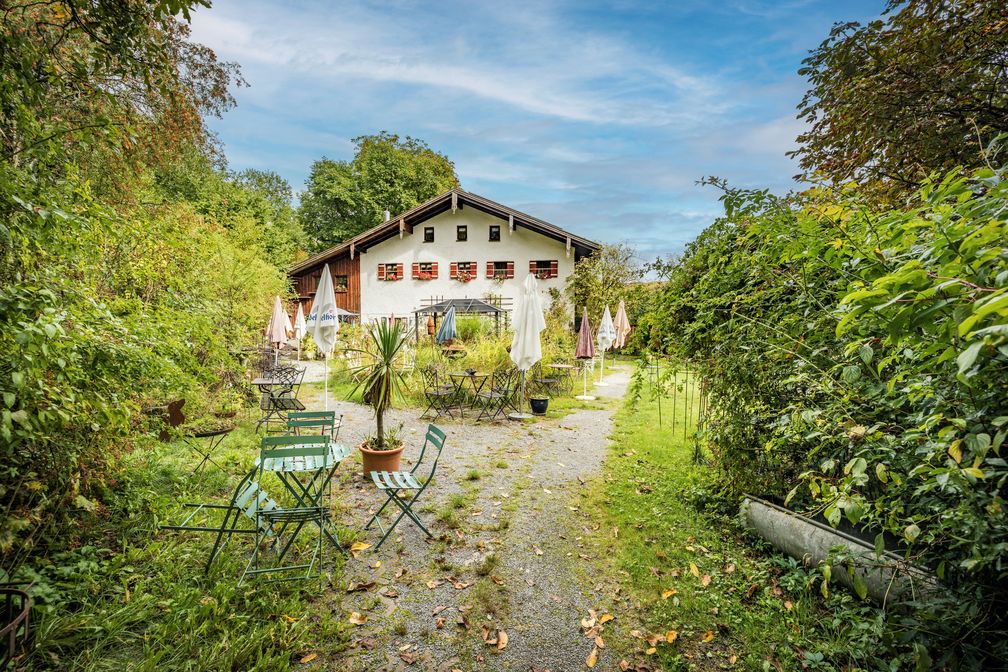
top-left (359, 441), bottom-right (405, 478)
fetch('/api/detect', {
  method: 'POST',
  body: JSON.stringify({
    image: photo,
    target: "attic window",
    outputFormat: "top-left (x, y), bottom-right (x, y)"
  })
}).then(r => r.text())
top-left (334, 275), bottom-right (348, 293)
top-left (456, 225), bottom-right (467, 242)
top-left (424, 226), bottom-right (434, 243)
top-left (489, 225), bottom-right (501, 242)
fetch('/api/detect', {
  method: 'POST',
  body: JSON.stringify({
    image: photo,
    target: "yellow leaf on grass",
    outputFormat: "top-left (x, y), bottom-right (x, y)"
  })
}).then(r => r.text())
top-left (282, 614), bottom-right (298, 623)
top-left (299, 652), bottom-right (317, 663)
top-left (702, 630), bottom-right (715, 642)
top-left (689, 562), bottom-right (700, 578)
top-left (645, 647), bottom-right (656, 655)
top-left (599, 613), bottom-right (614, 624)
top-left (348, 612), bottom-right (368, 626)
top-left (701, 574), bottom-right (711, 587)
top-left (662, 588), bottom-right (677, 600)
top-left (586, 646), bottom-right (599, 668)
top-left (666, 630), bottom-right (678, 643)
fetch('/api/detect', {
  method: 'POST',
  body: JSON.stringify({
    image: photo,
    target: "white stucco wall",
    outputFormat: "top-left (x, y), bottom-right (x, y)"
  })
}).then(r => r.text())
top-left (357, 207), bottom-right (575, 323)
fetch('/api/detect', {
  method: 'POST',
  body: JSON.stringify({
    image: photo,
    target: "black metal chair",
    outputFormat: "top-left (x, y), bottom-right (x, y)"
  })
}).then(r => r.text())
top-left (420, 366), bottom-right (455, 419)
top-left (476, 366), bottom-right (519, 421)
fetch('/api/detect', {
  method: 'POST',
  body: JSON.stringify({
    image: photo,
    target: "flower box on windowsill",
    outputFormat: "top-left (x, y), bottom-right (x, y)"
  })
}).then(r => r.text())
top-left (385, 274), bottom-right (400, 281)
top-left (536, 271), bottom-right (554, 280)
top-left (457, 272), bottom-right (473, 283)
top-left (418, 272), bottom-right (433, 281)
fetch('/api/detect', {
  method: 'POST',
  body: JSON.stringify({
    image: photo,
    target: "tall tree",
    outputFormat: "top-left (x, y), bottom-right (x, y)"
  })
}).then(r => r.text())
top-left (790, 0), bottom-right (1008, 200)
top-left (298, 132), bottom-right (459, 250)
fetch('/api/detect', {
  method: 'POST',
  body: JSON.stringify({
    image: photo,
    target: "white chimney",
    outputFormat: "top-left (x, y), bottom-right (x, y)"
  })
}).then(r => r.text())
top-left (383, 209), bottom-right (391, 222)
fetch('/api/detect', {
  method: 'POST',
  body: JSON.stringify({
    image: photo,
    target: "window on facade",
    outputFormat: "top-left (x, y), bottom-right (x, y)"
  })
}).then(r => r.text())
top-left (419, 262), bottom-right (434, 274)
top-left (489, 225), bottom-right (501, 241)
top-left (334, 275), bottom-right (348, 293)
top-left (456, 225), bottom-right (467, 241)
top-left (384, 263), bottom-right (401, 280)
top-left (531, 259), bottom-right (558, 279)
top-left (458, 261), bottom-right (474, 275)
top-left (424, 226), bottom-right (434, 243)
top-left (492, 261), bottom-right (513, 279)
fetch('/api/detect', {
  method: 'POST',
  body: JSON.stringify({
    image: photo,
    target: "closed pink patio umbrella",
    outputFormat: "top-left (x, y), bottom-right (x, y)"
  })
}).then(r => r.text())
top-left (574, 307), bottom-right (596, 401)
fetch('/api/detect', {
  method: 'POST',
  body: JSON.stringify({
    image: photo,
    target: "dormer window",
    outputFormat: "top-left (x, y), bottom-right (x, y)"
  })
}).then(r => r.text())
top-left (489, 225), bottom-right (501, 242)
top-left (424, 226), bottom-right (434, 243)
top-left (456, 225), bottom-right (467, 242)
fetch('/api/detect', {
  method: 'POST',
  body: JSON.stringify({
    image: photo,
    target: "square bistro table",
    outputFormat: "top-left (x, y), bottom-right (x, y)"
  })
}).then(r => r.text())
top-left (254, 439), bottom-right (352, 562)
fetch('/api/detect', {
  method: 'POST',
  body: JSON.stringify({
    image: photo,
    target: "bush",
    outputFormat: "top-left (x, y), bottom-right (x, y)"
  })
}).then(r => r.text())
top-left (642, 166), bottom-right (1008, 668)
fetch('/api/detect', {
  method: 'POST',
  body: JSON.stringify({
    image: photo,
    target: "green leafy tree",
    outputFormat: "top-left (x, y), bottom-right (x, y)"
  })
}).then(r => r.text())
top-left (791, 0), bottom-right (1008, 199)
top-left (565, 243), bottom-right (644, 323)
top-left (298, 132), bottom-right (459, 250)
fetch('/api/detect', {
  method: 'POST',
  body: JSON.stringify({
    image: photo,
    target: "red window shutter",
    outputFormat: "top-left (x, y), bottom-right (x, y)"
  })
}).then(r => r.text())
top-left (397, 263), bottom-right (404, 280)
top-left (471, 261), bottom-right (477, 276)
top-left (377, 264), bottom-right (386, 280)
top-left (412, 262), bottom-right (420, 279)
top-left (529, 260), bottom-right (536, 274)
top-left (550, 260), bottom-right (558, 278)
top-left (432, 262), bottom-right (439, 279)
top-left (486, 261), bottom-right (494, 279)
top-left (450, 262), bottom-right (458, 279)
top-left (506, 261), bottom-right (514, 278)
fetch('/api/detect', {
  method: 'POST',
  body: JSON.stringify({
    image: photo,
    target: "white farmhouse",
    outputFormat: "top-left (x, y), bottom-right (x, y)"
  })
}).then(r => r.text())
top-left (289, 189), bottom-right (600, 326)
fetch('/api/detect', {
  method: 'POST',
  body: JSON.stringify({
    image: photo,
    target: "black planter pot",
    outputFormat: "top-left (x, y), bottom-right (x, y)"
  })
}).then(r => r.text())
top-left (530, 397), bottom-right (549, 415)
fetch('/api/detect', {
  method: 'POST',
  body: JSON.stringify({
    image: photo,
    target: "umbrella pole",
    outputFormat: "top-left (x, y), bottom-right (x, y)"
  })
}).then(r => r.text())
top-left (575, 362), bottom-right (596, 401)
top-left (596, 350), bottom-right (609, 387)
top-left (324, 353), bottom-right (329, 411)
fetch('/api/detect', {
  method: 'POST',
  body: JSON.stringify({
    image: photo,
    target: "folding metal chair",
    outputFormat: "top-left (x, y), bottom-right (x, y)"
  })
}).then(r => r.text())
top-left (476, 366), bottom-right (518, 421)
top-left (420, 367), bottom-right (455, 419)
top-left (365, 424), bottom-right (447, 548)
top-left (287, 410), bottom-right (343, 441)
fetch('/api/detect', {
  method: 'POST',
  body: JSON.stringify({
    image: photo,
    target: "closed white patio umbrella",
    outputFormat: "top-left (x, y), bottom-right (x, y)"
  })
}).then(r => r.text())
top-left (309, 264), bottom-right (340, 410)
top-left (509, 274), bottom-right (546, 418)
top-left (596, 305), bottom-right (616, 386)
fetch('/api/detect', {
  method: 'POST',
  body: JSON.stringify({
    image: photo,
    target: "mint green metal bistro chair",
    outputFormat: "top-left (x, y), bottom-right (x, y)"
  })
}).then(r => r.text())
top-left (365, 424), bottom-right (447, 549)
top-left (287, 410), bottom-right (342, 440)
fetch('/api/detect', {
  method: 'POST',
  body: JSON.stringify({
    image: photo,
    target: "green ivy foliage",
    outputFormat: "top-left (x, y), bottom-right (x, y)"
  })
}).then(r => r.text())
top-left (642, 165), bottom-right (1008, 666)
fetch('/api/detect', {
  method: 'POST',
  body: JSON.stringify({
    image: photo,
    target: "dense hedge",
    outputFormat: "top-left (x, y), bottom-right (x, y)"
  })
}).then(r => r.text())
top-left (640, 167), bottom-right (1007, 667)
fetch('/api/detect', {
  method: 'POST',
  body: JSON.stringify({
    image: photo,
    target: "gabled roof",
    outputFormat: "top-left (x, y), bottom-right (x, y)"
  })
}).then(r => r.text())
top-left (412, 298), bottom-right (503, 315)
top-left (290, 188), bottom-right (600, 275)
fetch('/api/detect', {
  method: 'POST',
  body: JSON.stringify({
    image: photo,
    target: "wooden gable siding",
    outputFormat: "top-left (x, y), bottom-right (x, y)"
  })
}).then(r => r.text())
top-left (291, 253), bottom-right (360, 316)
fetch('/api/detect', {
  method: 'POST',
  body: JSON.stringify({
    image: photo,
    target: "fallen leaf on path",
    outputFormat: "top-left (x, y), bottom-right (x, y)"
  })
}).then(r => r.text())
top-left (449, 577), bottom-right (472, 590)
top-left (395, 567), bottom-right (407, 579)
top-left (581, 617), bottom-right (596, 631)
top-left (426, 579), bottom-right (444, 589)
top-left (497, 630), bottom-right (509, 650)
top-left (491, 576), bottom-right (505, 586)
top-left (435, 617), bottom-right (445, 629)
top-left (665, 630), bottom-right (678, 643)
top-left (649, 566), bottom-right (662, 578)
top-left (783, 600), bottom-right (793, 611)
top-left (346, 581), bottom-right (375, 593)
top-left (724, 563), bottom-right (735, 574)
top-left (431, 605), bottom-right (449, 616)
top-left (356, 637), bottom-right (376, 650)
top-left (349, 541), bottom-right (371, 557)
top-left (348, 612), bottom-right (367, 626)
top-left (399, 651), bottom-right (416, 664)
top-left (701, 574), bottom-right (711, 587)
top-left (702, 630), bottom-right (715, 642)
top-left (534, 547), bottom-right (544, 556)
top-left (599, 613), bottom-right (614, 624)
top-left (689, 562), bottom-right (700, 578)
top-left (594, 635), bottom-right (605, 648)
top-left (613, 526), bottom-right (619, 538)
top-left (299, 652), bottom-right (317, 663)
top-left (662, 589), bottom-right (677, 600)
top-left (645, 633), bottom-right (660, 647)
top-left (586, 646), bottom-right (599, 668)
top-left (745, 583), bottom-right (760, 599)
top-left (645, 647), bottom-right (656, 655)
top-left (381, 588), bottom-right (399, 598)
top-left (371, 560), bottom-right (381, 569)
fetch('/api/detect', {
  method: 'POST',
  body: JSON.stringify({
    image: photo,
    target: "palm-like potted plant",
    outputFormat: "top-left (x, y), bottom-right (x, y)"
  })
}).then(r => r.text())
top-left (349, 319), bottom-right (410, 476)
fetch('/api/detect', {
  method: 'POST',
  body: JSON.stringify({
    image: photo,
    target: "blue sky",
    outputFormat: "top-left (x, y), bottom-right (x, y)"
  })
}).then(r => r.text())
top-left (190, 0), bottom-right (881, 262)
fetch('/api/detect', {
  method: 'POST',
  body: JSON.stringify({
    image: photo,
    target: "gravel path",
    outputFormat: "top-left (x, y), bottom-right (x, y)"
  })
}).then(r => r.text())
top-left (294, 364), bottom-right (635, 671)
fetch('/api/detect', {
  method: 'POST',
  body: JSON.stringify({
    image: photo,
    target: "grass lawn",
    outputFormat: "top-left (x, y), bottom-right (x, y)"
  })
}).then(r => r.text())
top-left (580, 377), bottom-right (866, 671)
top-left (21, 420), bottom-right (352, 671)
